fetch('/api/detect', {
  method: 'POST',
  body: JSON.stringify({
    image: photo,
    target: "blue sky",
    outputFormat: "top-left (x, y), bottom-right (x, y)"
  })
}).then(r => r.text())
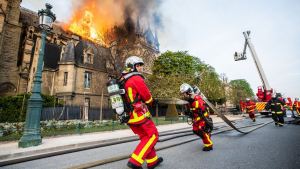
top-left (22, 0), bottom-right (300, 99)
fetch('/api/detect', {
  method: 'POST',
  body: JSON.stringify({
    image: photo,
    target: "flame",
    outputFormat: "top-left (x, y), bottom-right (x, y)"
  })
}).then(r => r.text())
top-left (64, 0), bottom-right (122, 46)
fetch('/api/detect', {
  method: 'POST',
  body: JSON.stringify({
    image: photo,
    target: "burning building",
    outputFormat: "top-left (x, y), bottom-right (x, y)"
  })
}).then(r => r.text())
top-left (0, 0), bottom-right (160, 120)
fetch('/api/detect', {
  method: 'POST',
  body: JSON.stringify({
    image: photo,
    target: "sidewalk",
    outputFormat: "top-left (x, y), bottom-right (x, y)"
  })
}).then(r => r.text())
top-left (0, 114), bottom-right (244, 163)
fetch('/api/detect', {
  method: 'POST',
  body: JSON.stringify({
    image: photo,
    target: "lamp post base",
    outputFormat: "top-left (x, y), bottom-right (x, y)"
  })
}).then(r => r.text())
top-left (18, 95), bottom-right (43, 148)
top-left (19, 134), bottom-right (42, 148)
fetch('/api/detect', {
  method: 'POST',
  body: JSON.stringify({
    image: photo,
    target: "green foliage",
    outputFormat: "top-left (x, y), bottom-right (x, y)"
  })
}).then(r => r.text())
top-left (152, 51), bottom-right (201, 75)
top-left (0, 94), bottom-right (62, 123)
top-left (197, 65), bottom-right (226, 104)
top-left (147, 51), bottom-right (225, 104)
top-left (228, 79), bottom-right (254, 105)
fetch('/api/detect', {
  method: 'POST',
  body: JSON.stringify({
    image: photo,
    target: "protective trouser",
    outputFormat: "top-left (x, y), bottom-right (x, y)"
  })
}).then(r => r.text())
top-left (272, 111), bottom-right (284, 126)
top-left (192, 120), bottom-right (213, 148)
top-left (248, 111), bottom-right (255, 120)
top-left (128, 119), bottom-right (160, 168)
top-left (296, 108), bottom-right (300, 116)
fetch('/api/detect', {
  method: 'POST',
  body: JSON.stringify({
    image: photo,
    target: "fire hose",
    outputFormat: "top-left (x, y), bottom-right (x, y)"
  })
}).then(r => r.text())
top-left (199, 93), bottom-right (251, 134)
top-left (157, 94), bottom-right (252, 134)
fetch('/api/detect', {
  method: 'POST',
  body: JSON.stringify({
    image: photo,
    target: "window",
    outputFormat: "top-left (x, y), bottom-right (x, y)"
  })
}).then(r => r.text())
top-left (84, 50), bottom-right (94, 64)
top-left (84, 72), bottom-right (92, 88)
top-left (87, 53), bottom-right (92, 63)
top-left (63, 72), bottom-right (68, 86)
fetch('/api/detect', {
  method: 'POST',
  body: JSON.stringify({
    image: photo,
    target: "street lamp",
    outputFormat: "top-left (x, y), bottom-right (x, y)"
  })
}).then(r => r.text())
top-left (19, 3), bottom-right (56, 148)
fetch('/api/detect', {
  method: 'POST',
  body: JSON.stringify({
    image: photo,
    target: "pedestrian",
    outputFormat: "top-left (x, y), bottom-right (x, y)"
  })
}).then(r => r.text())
top-left (121, 56), bottom-right (163, 169)
top-left (180, 83), bottom-right (213, 151)
top-left (245, 98), bottom-right (256, 122)
top-left (265, 93), bottom-right (285, 126)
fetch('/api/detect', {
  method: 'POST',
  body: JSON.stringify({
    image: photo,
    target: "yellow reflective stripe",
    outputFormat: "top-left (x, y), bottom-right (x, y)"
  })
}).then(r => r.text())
top-left (190, 108), bottom-right (196, 111)
top-left (195, 101), bottom-right (199, 108)
top-left (131, 153), bottom-right (144, 164)
top-left (204, 133), bottom-right (213, 147)
top-left (133, 111), bottom-right (138, 118)
top-left (136, 134), bottom-right (156, 162)
top-left (195, 117), bottom-right (201, 121)
top-left (128, 111), bottom-right (151, 123)
top-left (276, 111), bottom-right (283, 114)
top-left (146, 156), bottom-right (158, 163)
top-left (204, 112), bottom-right (208, 117)
top-left (128, 87), bottom-right (134, 102)
top-left (145, 97), bottom-right (153, 104)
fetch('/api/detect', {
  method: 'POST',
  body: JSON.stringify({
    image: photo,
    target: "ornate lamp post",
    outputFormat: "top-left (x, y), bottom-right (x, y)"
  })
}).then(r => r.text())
top-left (19, 3), bottom-right (56, 148)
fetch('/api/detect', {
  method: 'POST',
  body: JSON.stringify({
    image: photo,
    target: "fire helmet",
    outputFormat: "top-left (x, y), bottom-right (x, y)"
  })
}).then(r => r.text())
top-left (295, 98), bottom-right (299, 101)
top-left (180, 83), bottom-right (194, 94)
top-left (125, 56), bottom-right (144, 71)
top-left (192, 85), bottom-right (201, 94)
top-left (246, 98), bottom-right (250, 101)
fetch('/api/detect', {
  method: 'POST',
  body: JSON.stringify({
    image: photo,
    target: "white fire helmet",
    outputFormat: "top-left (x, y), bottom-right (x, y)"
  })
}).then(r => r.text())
top-left (180, 83), bottom-right (194, 94)
top-left (246, 98), bottom-right (250, 101)
top-left (125, 56), bottom-right (144, 71)
top-left (272, 92), bottom-right (276, 98)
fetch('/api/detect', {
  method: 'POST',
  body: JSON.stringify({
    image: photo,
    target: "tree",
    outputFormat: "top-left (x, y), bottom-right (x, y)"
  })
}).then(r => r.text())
top-left (147, 51), bottom-right (225, 104)
top-left (147, 51), bottom-right (199, 98)
top-left (228, 79), bottom-right (254, 106)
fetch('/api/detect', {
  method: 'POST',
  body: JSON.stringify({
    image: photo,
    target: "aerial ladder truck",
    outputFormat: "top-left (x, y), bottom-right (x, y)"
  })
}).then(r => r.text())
top-left (234, 31), bottom-right (273, 115)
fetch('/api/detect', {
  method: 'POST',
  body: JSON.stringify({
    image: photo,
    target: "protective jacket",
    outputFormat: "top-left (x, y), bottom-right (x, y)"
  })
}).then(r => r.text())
top-left (293, 100), bottom-right (300, 115)
top-left (245, 101), bottom-right (256, 113)
top-left (123, 74), bottom-right (153, 124)
top-left (266, 98), bottom-right (285, 113)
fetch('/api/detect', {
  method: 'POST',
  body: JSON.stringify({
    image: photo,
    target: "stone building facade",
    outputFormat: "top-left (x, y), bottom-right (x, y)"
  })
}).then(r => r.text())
top-left (0, 0), bottom-right (159, 120)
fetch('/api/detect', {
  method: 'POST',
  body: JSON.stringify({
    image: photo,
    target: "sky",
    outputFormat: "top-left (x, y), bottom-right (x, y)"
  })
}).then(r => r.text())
top-left (21, 0), bottom-right (300, 99)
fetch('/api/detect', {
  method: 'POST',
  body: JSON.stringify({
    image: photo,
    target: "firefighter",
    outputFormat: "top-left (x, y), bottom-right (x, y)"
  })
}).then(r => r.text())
top-left (180, 83), bottom-right (213, 151)
top-left (239, 100), bottom-right (245, 113)
top-left (265, 93), bottom-right (285, 126)
top-left (123, 56), bottom-right (163, 169)
top-left (293, 98), bottom-right (300, 116)
top-left (245, 98), bottom-right (256, 122)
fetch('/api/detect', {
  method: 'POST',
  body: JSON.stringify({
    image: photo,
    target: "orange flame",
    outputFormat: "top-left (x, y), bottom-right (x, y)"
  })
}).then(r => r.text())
top-left (64, 0), bottom-right (124, 46)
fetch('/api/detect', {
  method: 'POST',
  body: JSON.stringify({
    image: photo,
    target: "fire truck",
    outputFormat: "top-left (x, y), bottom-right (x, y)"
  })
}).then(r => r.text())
top-left (234, 31), bottom-right (273, 115)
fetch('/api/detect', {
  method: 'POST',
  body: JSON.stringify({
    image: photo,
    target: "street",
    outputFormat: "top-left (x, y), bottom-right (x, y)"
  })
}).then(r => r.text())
top-left (2, 116), bottom-right (300, 169)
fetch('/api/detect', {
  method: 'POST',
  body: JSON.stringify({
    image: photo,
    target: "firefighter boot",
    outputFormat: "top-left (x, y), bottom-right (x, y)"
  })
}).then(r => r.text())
top-left (148, 157), bottom-right (163, 169)
top-left (252, 118), bottom-right (256, 122)
top-left (202, 146), bottom-right (213, 151)
top-left (127, 162), bottom-right (143, 169)
top-left (278, 123), bottom-right (284, 127)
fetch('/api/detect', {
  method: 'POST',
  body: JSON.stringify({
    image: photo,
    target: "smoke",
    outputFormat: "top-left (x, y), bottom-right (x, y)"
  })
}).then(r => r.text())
top-left (68, 0), bottom-right (162, 43)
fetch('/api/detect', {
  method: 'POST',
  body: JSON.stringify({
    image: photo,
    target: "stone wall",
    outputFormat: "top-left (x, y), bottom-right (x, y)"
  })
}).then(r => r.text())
top-left (0, 0), bottom-right (22, 96)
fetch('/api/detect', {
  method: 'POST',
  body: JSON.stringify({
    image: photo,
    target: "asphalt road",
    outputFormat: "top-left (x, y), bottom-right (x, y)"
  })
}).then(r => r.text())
top-left (95, 117), bottom-right (300, 169)
top-left (2, 117), bottom-right (299, 169)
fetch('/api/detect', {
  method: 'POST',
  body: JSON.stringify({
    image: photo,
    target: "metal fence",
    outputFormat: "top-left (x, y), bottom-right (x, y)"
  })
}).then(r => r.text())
top-left (41, 106), bottom-right (114, 121)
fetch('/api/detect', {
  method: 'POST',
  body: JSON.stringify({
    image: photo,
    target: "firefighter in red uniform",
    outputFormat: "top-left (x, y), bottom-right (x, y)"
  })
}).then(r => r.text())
top-left (122, 56), bottom-right (163, 169)
top-left (180, 83), bottom-right (213, 151)
top-left (293, 98), bottom-right (300, 116)
top-left (245, 98), bottom-right (256, 122)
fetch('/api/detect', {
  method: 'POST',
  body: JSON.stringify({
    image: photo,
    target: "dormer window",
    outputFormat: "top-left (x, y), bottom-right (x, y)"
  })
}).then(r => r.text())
top-left (84, 48), bottom-right (94, 64)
